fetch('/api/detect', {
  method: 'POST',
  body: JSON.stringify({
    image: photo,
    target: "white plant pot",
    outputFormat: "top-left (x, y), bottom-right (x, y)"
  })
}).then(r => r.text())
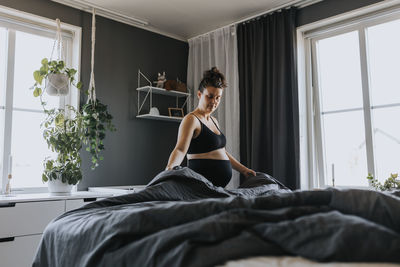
top-left (46, 73), bottom-right (70, 96)
top-left (47, 178), bottom-right (73, 194)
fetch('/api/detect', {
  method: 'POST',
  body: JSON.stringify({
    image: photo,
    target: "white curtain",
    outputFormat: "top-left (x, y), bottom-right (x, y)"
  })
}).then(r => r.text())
top-left (187, 25), bottom-right (240, 189)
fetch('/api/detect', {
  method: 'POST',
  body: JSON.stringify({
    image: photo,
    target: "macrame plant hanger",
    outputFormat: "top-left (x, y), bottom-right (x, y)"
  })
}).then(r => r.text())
top-left (50, 18), bottom-right (64, 65)
top-left (47, 18), bottom-right (69, 96)
top-left (88, 8), bottom-right (97, 105)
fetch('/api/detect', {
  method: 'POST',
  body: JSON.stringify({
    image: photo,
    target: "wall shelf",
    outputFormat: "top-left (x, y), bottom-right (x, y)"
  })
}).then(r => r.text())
top-left (136, 70), bottom-right (190, 122)
top-left (136, 114), bottom-right (182, 122)
top-left (137, 86), bottom-right (190, 97)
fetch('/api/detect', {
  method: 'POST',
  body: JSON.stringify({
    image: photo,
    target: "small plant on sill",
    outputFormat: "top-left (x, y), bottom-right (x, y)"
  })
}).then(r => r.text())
top-left (367, 173), bottom-right (400, 191)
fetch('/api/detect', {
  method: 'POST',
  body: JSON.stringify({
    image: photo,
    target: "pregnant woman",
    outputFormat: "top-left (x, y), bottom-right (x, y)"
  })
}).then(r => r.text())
top-left (165, 67), bottom-right (255, 187)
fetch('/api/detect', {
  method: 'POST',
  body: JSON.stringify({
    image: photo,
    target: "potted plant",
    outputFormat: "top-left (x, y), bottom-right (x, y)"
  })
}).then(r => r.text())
top-left (33, 58), bottom-right (82, 96)
top-left (32, 58), bottom-right (115, 193)
top-left (82, 99), bottom-right (115, 169)
top-left (367, 173), bottom-right (400, 191)
top-left (42, 106), bottom-right (84, 193)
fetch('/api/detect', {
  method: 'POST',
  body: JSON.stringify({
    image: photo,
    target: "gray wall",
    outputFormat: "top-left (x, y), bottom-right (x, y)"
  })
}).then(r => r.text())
top-left (0, 0), bottom-right (188, 189)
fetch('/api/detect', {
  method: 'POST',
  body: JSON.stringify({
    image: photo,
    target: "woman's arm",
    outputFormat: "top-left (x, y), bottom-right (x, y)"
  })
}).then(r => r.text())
top-left (165, 115), bottom-right (197, 170)
top-left (226, 151), bottom-right (256, 177)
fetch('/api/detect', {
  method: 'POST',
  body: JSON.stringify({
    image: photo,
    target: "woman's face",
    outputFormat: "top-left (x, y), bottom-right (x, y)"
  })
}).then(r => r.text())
top-left (198, 86), bottom-right (223, 113)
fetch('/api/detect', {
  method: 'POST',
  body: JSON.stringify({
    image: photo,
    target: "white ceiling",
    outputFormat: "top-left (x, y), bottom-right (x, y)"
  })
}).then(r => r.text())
top-left (59, 0), bottom-right (311, 41)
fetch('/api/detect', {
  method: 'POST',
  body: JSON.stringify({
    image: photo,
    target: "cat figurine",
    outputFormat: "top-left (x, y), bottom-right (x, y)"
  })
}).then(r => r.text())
top-left (153, 72), bottom-right (166, 88)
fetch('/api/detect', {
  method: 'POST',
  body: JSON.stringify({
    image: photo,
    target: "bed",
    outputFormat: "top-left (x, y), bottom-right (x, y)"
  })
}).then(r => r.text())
top-left (32, 167), bottom-right (400, 267)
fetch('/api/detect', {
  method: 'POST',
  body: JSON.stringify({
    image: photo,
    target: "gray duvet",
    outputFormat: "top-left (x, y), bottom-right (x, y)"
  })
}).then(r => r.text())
top-left (33, 167), bottom-right (400, 267)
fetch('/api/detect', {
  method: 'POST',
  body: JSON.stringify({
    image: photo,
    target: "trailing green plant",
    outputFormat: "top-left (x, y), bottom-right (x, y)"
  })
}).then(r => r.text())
top-left (32, 58), bottom-right (82, 97)
top-left (82, 99), bottom-right (116, 169)
top-left (367, 173), bottom-right (400, 191)
top-left (41, 106), bottom-right (84, 185)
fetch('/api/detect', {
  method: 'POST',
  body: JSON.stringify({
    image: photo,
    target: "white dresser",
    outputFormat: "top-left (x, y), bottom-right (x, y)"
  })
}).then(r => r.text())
top-left (0, 192), bottom-right (112, 267)
top-left (89, 185), bottom-right (146, 196)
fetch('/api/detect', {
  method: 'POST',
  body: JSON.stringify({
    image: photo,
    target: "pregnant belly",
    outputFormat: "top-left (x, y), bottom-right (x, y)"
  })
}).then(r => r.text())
top-left (187, 148), bottom-right (228, 160)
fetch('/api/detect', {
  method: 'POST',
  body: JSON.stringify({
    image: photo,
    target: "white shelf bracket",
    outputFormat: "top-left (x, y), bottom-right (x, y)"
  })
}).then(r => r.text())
top-left (137, 69), bottom-right (153, 115)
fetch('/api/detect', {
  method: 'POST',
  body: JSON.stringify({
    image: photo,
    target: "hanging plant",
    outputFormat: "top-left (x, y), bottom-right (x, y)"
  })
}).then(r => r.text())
top-left (29, 18), bottom-right (85, 190)
top-left (82, 98), bottom-right (115, 169)
top-left (82, 8), bottom-right (116, 170)
top-left (32, 58), bottom-right (82, 97)
top-left (32, 19), bottom-right (82, 97)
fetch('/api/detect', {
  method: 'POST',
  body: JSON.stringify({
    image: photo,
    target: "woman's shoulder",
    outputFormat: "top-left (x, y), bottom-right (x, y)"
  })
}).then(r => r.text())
top-left (184, 112), bottom-right (196, 121)
top-left (181, 112), bottom-right (200, 126)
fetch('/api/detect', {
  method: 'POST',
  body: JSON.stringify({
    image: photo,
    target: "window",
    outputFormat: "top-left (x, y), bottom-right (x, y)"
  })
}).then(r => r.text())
top-left (0, 7), bottom-right (81, 192)
top-left (300, 4), bottom-right (400, 188)
top-left (366, 19), bottom-right (400, 183)
top-left (314, 31), bottom-right (368, 187)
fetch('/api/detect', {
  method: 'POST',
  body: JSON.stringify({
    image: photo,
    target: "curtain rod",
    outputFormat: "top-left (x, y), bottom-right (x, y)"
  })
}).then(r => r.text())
top-left (188, 0), bottom-right (322, 41)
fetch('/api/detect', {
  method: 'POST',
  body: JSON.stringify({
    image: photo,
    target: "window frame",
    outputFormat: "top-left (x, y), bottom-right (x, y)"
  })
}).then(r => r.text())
top-left (0, 5), bottom-right (81, 193)
top-left (297, 2), bottom-right (400, 189)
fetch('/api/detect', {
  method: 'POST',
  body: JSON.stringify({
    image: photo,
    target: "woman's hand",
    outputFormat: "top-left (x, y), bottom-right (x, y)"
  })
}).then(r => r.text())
top-left (165, 166), bottom-right (182, 171)
top-left (241, 168), bottom-right (256, 178)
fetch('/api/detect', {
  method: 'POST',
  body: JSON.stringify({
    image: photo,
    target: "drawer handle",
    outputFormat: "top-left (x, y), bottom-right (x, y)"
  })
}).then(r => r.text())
top-left (0, 237), bottom-right (15, 243)
top-left (83, 198), bottom-right (97, 202)
top-left (0, 203), bottom-right (15, 208)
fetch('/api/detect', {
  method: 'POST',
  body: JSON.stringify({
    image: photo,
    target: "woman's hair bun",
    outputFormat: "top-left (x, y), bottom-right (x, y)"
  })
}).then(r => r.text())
top-left (211, 67), bottom-right (219, 73)
top-left (198, 66), bottom-right (227, 91)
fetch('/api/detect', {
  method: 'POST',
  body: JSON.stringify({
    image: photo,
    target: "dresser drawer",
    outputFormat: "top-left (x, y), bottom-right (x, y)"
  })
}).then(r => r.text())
top-left (0, 234), bottom-right (42, 267)
top-left (65, 197), bottom-right (99, 212)
top-left (0, 200), bottom-right (65, 238)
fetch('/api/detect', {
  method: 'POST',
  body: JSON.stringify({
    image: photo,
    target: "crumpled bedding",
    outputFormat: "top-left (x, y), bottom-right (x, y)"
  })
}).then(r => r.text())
top-left (32, 167), bottom-right (400, 267)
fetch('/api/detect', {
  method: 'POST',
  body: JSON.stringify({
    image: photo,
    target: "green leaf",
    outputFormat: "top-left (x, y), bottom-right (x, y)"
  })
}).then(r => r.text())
top-left (33, 71), bottom-right (43, 84)
top-left (39, 66), bottom-right (48, 75)
top-left (46, 160), bottom-right (53, 170)
top-left (69, 69), bottom-right (77, 76)
top-left (41, 58), bottom-right (48, 65)
top-left (55, 113), bottom-right (65, 127)
top-left (76, 81), bottom-right (82, 89)
top-left (33, 87), bottom-right (42, 97)
top-left (58, 61), bottom-right (65, 69)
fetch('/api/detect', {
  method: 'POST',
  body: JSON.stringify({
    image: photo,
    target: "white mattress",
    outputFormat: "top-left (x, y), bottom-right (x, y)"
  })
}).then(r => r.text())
top-left (220, 256), bottom-right (400, 267)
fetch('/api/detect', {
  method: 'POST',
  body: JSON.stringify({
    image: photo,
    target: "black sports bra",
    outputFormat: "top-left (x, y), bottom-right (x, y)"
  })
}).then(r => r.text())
top-left (187, 114), bottom-right (226, 154)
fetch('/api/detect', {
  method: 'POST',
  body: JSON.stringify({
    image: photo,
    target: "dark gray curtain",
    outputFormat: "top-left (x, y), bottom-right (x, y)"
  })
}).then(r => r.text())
top-left (237, 8), bottom-right (299, 189)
